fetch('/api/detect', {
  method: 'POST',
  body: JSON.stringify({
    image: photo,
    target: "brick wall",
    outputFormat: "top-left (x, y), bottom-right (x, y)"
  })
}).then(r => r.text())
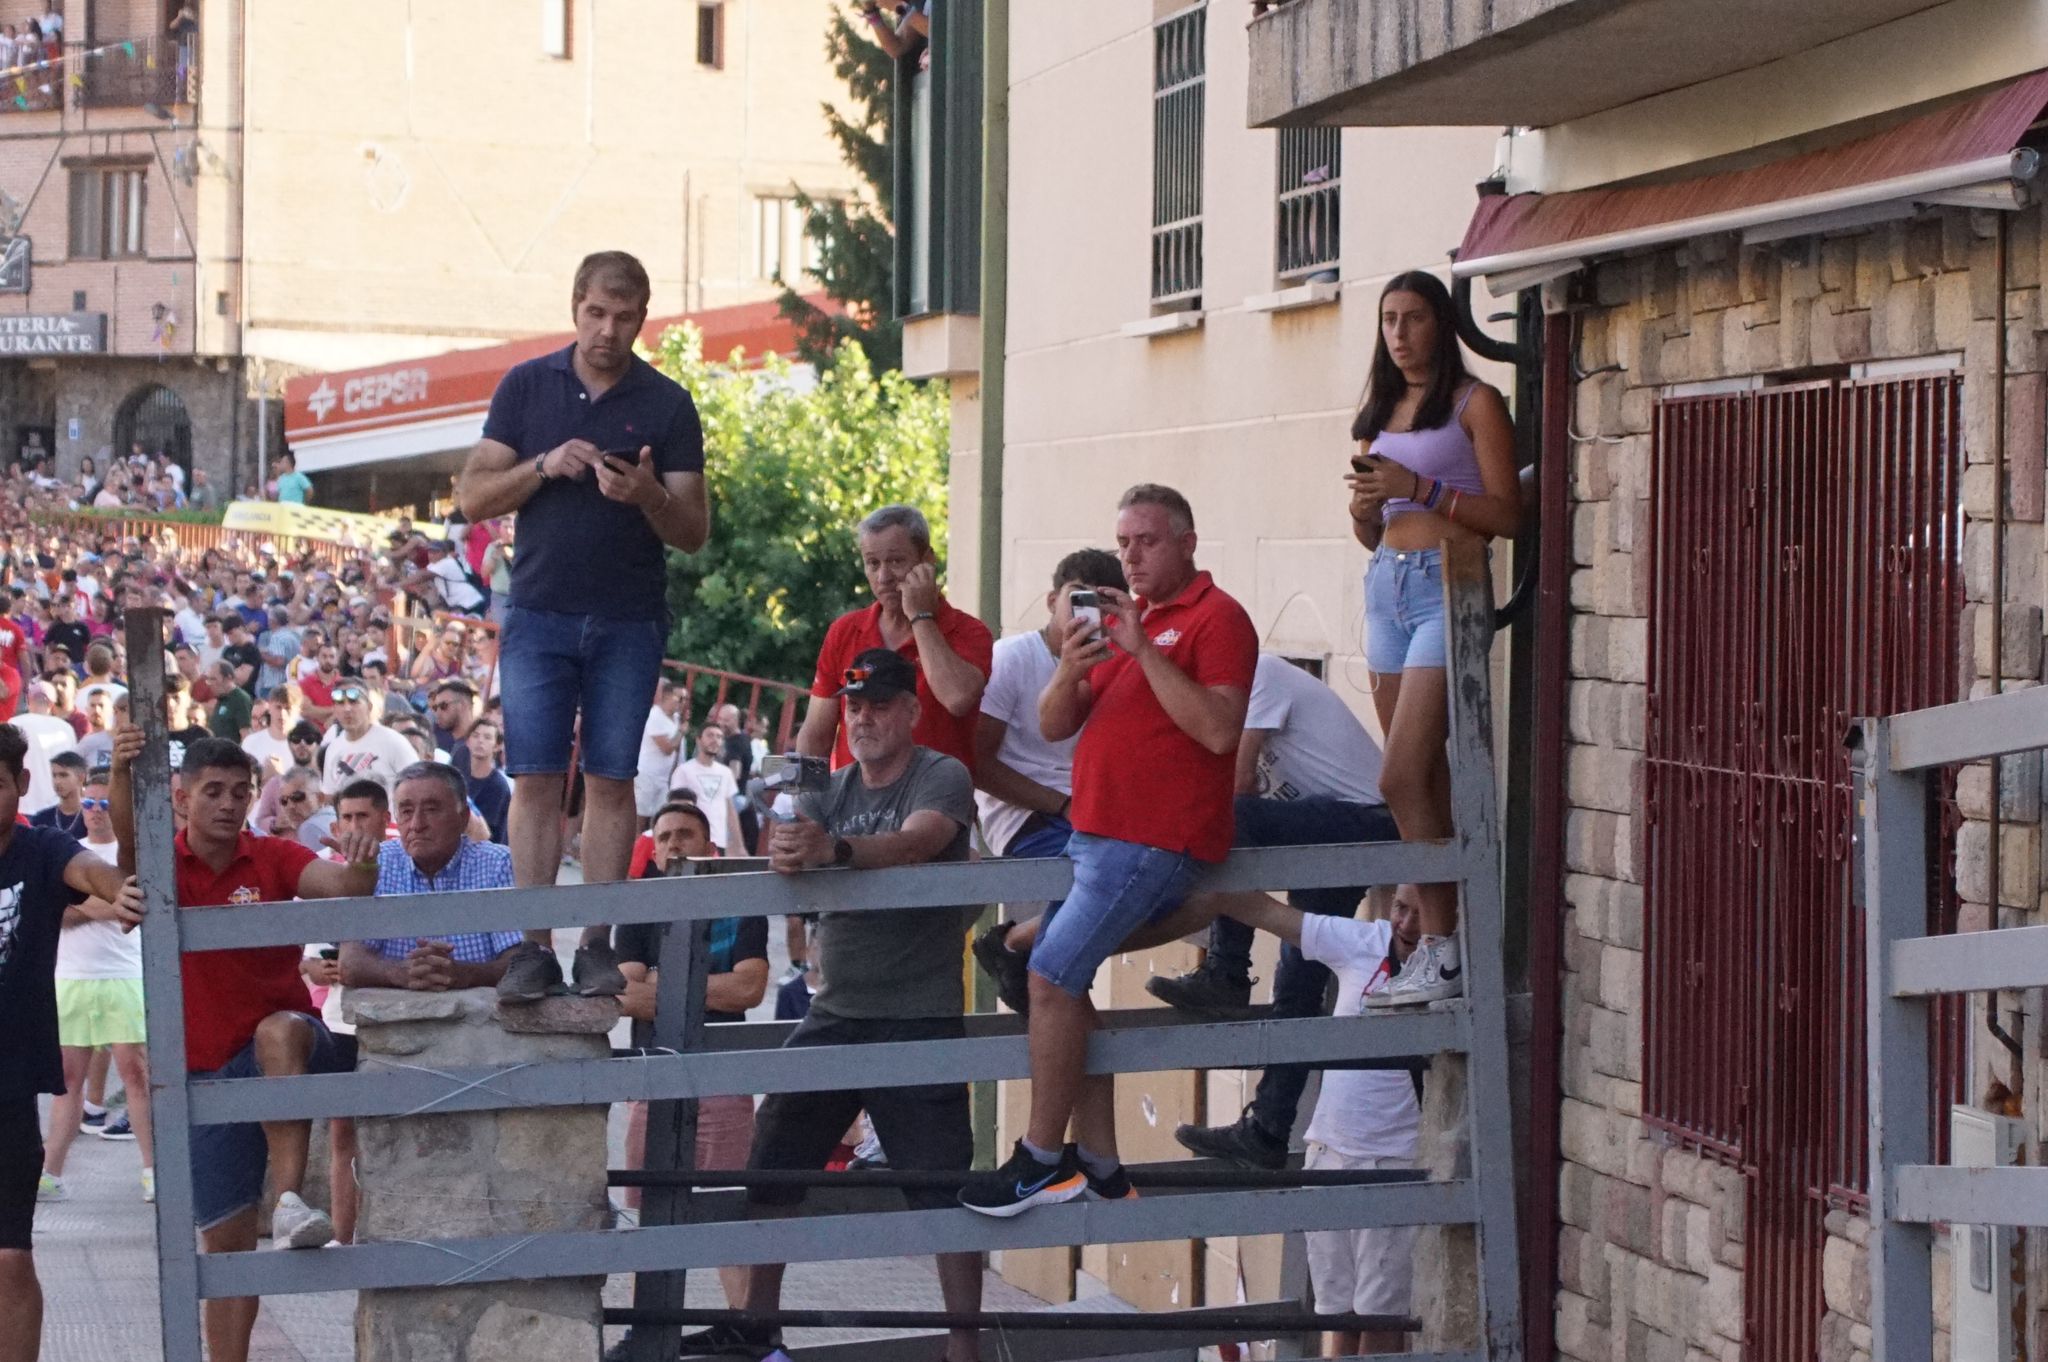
top-left (1556, 206), bottom-right (2045, 1360)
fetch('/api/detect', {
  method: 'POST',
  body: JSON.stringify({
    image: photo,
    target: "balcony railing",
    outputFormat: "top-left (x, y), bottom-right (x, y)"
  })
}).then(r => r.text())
top-left (79, 34), bottom-right (188, 110)
top-left (1276, 125), bottom-right (1339, 281)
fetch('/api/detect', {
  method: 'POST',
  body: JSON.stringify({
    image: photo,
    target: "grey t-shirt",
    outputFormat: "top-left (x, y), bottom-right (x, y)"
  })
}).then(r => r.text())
top-left (799, 746), bottom-right (976, 1020)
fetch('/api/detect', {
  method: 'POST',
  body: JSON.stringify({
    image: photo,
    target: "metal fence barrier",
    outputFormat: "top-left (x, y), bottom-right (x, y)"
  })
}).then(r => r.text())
top-left (1856, 684), bottom-right (2048, 1361)
top-left (131, 539), bottom-right (1524, 1362)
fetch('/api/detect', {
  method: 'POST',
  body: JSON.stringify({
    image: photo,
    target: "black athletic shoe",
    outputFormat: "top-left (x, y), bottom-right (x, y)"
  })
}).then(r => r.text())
top-left (1144, 966), bottom-right (1256, 1020)
top-left (972, 921), bottom-right (1033, 1015)
top-left (494, 942), bottom-right (562, 1003)
top-left (675, 1321), bottom-right (781, 1357)
top-left (572, 940), bottom-right (627, 997)
top-left (98, 1111), bottom-right (135, 1141)
top-left (959, 1141), bottom-right (1088, 1218)
top-left (1173, 1110), bottom-right (1288, 1171)
top-left (1083, 1159), bottom-right (1138, 1202)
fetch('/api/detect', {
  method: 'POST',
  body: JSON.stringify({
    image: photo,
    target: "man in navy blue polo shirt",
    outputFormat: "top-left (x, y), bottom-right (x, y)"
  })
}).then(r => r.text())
top-left (457, 250), bottom-right (710, 999)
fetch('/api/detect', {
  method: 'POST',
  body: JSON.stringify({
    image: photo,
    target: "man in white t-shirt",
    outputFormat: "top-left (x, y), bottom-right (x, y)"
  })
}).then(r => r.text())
top-left (634, 679), bottom-right (683, 824)
top-left (967, 550), bottom-right (1127, 1011)
top-left (13, 679), bottom-right (79, 816)
top-left (408, 538), bottom-right (485, 617)
top-left (669, 721), bottom-right (742, 853)
top-left (241, 683), bottom-right (301, 783)
top-left (319, 681), bottom-right (419, 796)
top-left (1205, 886), bottom-right (1422, 1356)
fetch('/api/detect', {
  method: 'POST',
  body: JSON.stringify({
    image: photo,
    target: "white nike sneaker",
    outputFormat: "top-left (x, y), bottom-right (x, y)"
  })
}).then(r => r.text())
top-left (271, 1191), bottom-right (335, 1249)
top-left (1365, 933), bottom-right (1465, 1007)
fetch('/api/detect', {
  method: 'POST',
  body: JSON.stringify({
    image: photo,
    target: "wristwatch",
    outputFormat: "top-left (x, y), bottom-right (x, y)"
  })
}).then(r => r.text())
top-left (832, 836), bottom-right (855, 867)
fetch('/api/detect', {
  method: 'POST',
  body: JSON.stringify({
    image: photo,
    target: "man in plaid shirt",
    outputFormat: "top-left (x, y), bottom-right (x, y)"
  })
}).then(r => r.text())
top-left (340, 762), bottom-right (523, 991)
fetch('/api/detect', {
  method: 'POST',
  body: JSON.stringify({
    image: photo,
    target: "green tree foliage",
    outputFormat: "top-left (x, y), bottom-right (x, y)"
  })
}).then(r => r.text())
top-left (652, 323), bottom-right (948, 717)
top-left (778, 4), bottom-right (901, 372)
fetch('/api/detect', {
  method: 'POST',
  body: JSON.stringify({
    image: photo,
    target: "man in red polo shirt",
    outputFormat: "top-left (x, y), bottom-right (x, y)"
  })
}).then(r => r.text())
top-left (110, 728), bottom-right (380, 1362)
top-left (796, 504), bottom-right (992, 774)
top-left (961, 484), bottom-right (1256, 1217)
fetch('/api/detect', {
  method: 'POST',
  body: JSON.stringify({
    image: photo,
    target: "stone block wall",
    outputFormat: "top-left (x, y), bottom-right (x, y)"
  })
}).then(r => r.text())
top-left (1556, 205), bottom-right (2047, 1360)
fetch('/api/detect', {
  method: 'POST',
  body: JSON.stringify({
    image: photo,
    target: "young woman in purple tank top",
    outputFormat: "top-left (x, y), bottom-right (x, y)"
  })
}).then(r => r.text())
top-left (1342, 271), bottom-right (1520, 1006)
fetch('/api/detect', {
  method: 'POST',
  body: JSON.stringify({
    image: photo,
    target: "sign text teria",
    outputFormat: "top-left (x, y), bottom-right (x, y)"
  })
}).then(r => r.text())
top-left (0, 313), bottom-right (106, 355)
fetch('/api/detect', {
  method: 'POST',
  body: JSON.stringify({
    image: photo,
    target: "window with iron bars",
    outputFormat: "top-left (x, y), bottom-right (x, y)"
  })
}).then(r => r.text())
top-left (1276, 126), bottom-right (1339, 282)
top-left (1150, 4), bottom-right (1205, 308)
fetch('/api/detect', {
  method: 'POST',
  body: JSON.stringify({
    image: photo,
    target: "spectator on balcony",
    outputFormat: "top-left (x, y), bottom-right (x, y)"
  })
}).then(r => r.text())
top-left (960, 484), bottom-right (1255, 1218)
top-left (695, 649), bottom-right (981, 1361)
top-left (795, 505), bottom-right (991, 776)
top-left (457, 250), bottom-right (709, 1001)
top-left (273, 452), bottom-right (312, 506)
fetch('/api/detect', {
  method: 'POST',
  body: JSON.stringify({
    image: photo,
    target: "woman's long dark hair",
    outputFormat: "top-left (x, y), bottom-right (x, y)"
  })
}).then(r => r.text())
top-left (1350, 270), bottom-right (1472, 442)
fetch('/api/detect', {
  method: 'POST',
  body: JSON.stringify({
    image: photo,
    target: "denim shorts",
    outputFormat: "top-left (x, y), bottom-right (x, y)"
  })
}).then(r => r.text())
top-left (499, 604), bottom-right (666, 781)
top-left (190, 1015), bottom-right (352, 1231)
top-left (1029, 832), bottom-right (1203, 998)
top-left (1364, 548), bottom-right (1447, 673)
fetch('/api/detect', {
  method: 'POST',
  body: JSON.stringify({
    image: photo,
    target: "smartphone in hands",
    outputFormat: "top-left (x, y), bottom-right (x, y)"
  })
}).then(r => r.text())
top-left (1069, 589), bottom-right (1106, 645)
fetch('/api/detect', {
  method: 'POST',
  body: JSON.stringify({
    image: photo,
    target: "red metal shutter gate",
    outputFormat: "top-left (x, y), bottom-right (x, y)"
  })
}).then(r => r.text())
top-left (1644, 374), bottom-right (1968, 1361)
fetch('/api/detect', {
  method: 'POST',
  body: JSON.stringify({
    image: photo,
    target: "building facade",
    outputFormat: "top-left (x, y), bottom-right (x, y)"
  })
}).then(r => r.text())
top-left (0, 0), bottom-right (855, 500)
top-left (1253, 0), bottom-right (2048, 1357)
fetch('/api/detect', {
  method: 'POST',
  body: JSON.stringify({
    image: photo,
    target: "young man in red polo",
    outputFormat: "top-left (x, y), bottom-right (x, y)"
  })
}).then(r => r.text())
top-left (961, 484), bottom-right (1256, 1216)
top-left (796, 504), bottom-right (993, 774)
top-left (109, 729), bottom-right (381, 1362)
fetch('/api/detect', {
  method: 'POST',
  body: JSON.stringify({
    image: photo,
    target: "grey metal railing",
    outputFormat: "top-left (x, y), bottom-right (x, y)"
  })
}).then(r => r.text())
top-left (78, 34), bottom-right (183, 110)
top-left (133, 538), bottom-right (1523, 1362)
top-left (1856, 684), bottom-right (2048, 1360)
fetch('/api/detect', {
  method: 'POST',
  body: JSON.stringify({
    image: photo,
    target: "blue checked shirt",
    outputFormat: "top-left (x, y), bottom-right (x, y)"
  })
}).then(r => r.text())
top-left (361, 838), bottom-right (524, 963)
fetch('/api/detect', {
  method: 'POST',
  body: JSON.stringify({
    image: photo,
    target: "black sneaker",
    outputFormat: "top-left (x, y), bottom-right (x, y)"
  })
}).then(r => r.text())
top-left (78, 1107), bottom-right (106, 1134)
top-left (1144, 966), bottom-right (1256, 1020)
top-left (495, 942), bottom-right (562, 1003)
top-left (972, 921), bottom-right (1032, 1015)
top-left (675, 1320), bottom-right (781, 1357)
top-left (572, 940), bottom-right (627, 997)
top-left (1082, 1158), bottom-right (1138, 1202)
top-left (98, 1111), bottom-right (135, 1141)
top-left (1173, 1110), bottom-right (1288, 1171)
top-left (959, 1140), bottom-right (1087, 1218)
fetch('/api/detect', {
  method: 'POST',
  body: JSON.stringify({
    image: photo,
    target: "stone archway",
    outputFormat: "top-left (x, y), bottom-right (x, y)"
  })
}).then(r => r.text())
top-left (113, 383), bottom-right (192, 476)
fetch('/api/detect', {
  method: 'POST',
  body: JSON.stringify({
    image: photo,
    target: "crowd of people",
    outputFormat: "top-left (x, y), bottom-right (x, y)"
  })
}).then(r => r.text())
top-left (0, 251), bottom-right (1517, 1362)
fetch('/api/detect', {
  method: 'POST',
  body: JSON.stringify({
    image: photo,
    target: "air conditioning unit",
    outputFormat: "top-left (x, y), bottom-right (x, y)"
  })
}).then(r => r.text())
top-left (1950, 1105), bottom-right (2027, 1362)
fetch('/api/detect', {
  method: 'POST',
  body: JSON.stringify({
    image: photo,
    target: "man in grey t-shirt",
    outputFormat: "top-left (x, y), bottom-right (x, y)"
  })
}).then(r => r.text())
top-left (686, 648), bottom-right (985, 1362)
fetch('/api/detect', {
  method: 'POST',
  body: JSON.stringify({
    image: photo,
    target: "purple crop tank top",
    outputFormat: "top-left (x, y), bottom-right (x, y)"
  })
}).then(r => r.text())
top-left (1372, 384), bottom-right (1484, 524)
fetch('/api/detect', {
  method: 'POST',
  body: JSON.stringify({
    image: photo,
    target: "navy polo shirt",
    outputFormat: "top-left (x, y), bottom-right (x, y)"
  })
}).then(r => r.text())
top-left (481, 345), bottom-right (706, 621)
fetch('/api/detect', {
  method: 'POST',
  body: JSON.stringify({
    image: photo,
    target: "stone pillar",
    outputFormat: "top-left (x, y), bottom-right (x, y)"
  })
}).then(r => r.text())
top-left (348, 988), bottom-right (619, 1362)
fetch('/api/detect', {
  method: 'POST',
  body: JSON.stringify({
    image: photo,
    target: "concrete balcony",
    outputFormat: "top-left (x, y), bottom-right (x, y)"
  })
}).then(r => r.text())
top-left (1247, 0), bottom-right (1949, 129)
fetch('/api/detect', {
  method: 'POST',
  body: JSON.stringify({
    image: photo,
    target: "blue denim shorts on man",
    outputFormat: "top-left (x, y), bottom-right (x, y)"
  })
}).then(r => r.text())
top-left (1029, 831), bottom-right (1203, 997)
top-left (499, 604), bottom-right (666, 781)
top-left (190, 1014), bottom-right (351, 1231)
top-left (1364, 547), bottom-right (1447, 674)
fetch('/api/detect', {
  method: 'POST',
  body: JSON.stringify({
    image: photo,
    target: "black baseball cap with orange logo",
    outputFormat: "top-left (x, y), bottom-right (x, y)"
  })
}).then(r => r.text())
top-left (837, 648), bottom-right (919, 701)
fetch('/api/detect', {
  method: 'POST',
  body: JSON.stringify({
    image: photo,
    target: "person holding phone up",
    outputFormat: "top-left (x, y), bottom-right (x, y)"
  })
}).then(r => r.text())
top-left (1342, 271), bottom-right (1519, 1006)
top-left (457, 250), bottom-right (710, 1003)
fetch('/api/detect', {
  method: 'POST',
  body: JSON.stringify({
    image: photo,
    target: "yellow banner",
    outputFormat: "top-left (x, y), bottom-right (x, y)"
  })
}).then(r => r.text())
top-left (220, 499), bottom-right (410, 549)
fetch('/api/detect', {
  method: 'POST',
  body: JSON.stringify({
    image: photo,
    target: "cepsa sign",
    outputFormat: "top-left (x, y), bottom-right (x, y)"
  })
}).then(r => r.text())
top-left (303, 367), bottom-right (430, 424)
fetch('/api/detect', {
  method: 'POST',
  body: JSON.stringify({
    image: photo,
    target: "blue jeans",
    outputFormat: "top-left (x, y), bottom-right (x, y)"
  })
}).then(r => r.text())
top-left (1364, 548), bottom-right (1447, 673)
top-left (1029, 832), bottom-right (1202, 997)
top-left (189, 1015), bottom-right (351, 1230)
top-left (1208, 796), bottom-right (1401, 1139)
top-left (499, 604), bottom-right (665, 780)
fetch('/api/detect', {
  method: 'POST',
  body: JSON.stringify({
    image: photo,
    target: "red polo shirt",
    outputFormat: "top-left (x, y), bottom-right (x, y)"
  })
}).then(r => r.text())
top-left (1069, 572), bottom-right (1257, 862)
top-left (176, 830), bottom-right (318, 1073)
top-left (809, 597), bottom-right (994, 773)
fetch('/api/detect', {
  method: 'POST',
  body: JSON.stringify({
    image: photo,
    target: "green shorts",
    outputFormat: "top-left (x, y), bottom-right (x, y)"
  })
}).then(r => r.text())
top-left (55, 978), bottom-right (147, 1048)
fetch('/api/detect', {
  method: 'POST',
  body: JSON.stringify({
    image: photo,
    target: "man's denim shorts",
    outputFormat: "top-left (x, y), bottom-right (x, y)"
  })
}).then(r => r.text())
top-left (1028, 831), bottom-right (1202, 998)
top-left (499, 604), bottom-right (666, 781)
top-left (190, 1014), bottom-right (351, 1232)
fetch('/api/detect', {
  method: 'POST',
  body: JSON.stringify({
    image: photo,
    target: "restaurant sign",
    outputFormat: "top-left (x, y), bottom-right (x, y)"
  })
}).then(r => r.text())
top-left (0, 312), bottom-right (105, 355)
